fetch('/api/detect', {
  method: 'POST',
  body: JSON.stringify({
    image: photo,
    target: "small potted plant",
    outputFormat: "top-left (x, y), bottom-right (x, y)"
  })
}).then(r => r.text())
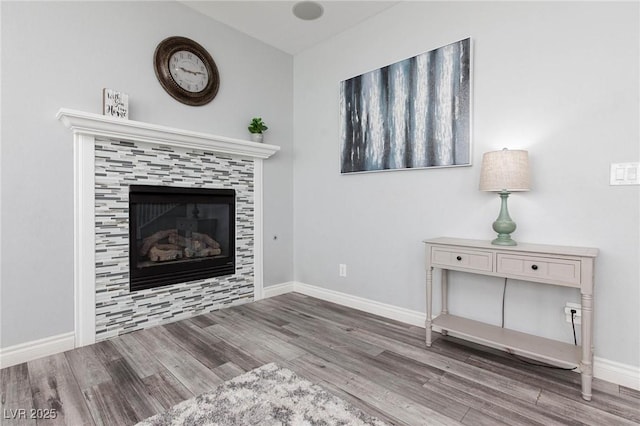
top-left (248, 117), bottom-right (268, 142)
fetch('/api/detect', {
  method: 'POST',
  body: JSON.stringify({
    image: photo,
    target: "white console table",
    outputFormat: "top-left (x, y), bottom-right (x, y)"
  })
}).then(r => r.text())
top-left (424, 237), bottom-right (598, 401)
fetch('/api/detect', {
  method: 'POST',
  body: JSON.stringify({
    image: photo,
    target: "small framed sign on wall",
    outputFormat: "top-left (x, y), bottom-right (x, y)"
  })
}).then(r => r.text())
top-left (102, 88), bottom-right (129, 119)
top-left (340, 38), bottom-right (471, 174)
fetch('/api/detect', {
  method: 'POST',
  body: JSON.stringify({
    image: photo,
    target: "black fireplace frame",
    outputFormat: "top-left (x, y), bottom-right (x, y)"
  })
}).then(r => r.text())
top-left (128, 185), bottom-right (236, 292)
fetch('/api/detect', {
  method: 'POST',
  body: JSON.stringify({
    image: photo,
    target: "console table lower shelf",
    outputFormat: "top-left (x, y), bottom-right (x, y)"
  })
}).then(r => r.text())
top-left (433, 314), bottom-right (581, 368)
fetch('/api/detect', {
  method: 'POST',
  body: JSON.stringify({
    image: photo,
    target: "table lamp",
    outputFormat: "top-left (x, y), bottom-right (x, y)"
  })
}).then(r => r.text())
top-left (479, 148), bottom-right (530, 246)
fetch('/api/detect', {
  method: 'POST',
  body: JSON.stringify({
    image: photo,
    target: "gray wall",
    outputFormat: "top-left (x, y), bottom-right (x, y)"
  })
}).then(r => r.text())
top-left (292, 2), bottom-right (639, 367)
top-left (0, 1), bottom-right (294, 347)
top-left (2, 1), bottom-right (638, 372)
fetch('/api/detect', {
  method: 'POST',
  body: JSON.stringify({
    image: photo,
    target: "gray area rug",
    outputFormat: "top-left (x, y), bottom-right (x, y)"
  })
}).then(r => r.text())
top-left (136, 362), bottom-right (387, 425)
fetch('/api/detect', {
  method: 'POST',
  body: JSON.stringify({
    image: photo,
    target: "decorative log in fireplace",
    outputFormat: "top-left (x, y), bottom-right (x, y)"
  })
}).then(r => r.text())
top-left (140, 229), bottom-right (222, 262)
top-left (129, 185), bottom-right (235, 291)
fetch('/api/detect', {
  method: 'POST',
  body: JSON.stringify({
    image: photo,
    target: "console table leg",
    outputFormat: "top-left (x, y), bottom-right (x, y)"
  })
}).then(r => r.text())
top-left (581, 293), bottom-right (594, 401)
top-left (426, 266), bottom-right (433, 347)
top-left (441, 269), bottom-right (449, 336)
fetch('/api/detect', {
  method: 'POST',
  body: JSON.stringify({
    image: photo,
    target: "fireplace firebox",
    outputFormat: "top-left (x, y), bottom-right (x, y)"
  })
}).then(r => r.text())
top-left (129, 185), bottom-right (235, 291)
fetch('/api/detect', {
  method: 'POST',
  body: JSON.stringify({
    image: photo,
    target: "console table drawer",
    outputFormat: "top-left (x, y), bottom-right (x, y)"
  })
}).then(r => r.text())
top-left (431, 248), bottom-right (494, 272)
top-left (496, 254), bottom-right (581, 286)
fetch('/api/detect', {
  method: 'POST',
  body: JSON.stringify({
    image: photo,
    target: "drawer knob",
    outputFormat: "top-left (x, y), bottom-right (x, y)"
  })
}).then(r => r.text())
top-left (531, 264), bottom-right (539, 270)
top-left (456, 256), bottom-right (462, 261)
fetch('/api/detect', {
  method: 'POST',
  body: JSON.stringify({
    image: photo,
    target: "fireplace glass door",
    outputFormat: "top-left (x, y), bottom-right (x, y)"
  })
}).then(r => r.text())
top-left (129, 185), bottom-right (235, 291)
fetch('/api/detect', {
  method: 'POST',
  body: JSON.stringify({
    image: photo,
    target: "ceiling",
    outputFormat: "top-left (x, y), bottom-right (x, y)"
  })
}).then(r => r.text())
top-left (181, 1), bottom-right (400, 55)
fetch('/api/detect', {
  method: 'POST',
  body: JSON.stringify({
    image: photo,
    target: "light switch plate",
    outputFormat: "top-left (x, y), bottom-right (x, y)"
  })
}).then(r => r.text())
top-left (610, 162), bottom-right (640, 185)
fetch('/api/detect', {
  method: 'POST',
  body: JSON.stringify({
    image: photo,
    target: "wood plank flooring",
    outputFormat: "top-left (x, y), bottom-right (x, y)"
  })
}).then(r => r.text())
top-left (1, 293), bottom-right (638, 425)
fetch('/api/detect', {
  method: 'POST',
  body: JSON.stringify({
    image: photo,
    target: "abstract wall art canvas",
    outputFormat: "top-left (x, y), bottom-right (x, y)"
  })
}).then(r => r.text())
top-left (340, 38), bottom-right (471, 174)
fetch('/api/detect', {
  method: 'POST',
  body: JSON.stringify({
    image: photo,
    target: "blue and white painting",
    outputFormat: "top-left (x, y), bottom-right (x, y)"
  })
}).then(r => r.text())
top-left (340, 38), bottom-right (471, 173)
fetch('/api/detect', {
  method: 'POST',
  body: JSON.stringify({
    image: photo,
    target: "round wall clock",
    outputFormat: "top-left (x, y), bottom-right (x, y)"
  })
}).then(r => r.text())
top-left (153, 36), bottom-right (220, 106)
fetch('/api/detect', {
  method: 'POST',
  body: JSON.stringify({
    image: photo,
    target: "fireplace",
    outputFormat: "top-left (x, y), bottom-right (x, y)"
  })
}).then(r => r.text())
top-left (59, 109), bottom-right (278, 344)
top-left (129, 185), bottom-right (236, 291)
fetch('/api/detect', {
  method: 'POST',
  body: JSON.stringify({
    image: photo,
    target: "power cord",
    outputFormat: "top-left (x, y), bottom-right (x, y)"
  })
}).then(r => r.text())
top-left (508, 352), bottom-right (578, 371)
top-left (501, 278), bottom-right (507, 328)
top-left (571, 309), bottom-right (578, 346)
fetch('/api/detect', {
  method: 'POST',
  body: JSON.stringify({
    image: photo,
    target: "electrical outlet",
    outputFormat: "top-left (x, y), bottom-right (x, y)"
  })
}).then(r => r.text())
top-left (564, 302), bottom-right (582, 324)
top-left (339, 264), bottom-right (347, 277)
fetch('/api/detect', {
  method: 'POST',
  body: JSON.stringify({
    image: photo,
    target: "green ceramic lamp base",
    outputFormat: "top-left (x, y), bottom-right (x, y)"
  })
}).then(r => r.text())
top-left (492, 234), bottom-right (517, 246)
top-left (491, 191), bottom-right (518, 246)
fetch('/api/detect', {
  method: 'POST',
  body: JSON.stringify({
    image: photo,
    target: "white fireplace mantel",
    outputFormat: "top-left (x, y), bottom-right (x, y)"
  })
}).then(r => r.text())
top-left (57, 108), bottom-right (280, 159)
top-left (57, 108), bottom-right (279, 348)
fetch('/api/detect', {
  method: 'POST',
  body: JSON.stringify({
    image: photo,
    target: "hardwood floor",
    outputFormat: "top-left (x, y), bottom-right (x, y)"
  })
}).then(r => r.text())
top-left (2, 293), bottom-right (639, 425)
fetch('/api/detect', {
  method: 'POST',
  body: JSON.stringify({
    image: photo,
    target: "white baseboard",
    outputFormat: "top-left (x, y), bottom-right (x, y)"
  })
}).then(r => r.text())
top-left (594, 356), bottom-right (640, 391)
top-left (263, 281), bottom-right (296, 298)
top-left (294, 282), bottom-right (426, 327)
top-left (265, 281), bottom-right (426, 327)
top-left (265, 280), bottom-right (640, 391)
top-left (0, 332), bottom-right (75, 368)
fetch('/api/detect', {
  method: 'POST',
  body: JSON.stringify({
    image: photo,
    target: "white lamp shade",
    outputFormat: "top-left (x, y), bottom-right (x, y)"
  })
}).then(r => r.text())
top-left (479, 149), bottom-right (530, 192)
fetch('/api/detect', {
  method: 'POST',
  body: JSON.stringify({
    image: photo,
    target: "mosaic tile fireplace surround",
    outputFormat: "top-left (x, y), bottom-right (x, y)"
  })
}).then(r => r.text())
top-left (95, 140), bottom-right (254, 340)
top-left (58, 109), bottom-right (279, 347)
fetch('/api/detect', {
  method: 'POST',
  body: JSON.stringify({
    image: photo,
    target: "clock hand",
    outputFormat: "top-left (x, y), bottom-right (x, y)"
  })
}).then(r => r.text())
top-left (178, 66), bottom-right (205, 76)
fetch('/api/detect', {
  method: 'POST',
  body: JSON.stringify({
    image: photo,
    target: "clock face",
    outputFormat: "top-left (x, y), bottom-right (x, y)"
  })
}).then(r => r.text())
top-left (169, 50), bottom-right (209, 93)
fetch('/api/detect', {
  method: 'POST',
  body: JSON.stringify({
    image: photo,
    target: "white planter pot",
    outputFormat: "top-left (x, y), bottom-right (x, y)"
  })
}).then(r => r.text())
top-left (250, 133), bottom-right (263, 143)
